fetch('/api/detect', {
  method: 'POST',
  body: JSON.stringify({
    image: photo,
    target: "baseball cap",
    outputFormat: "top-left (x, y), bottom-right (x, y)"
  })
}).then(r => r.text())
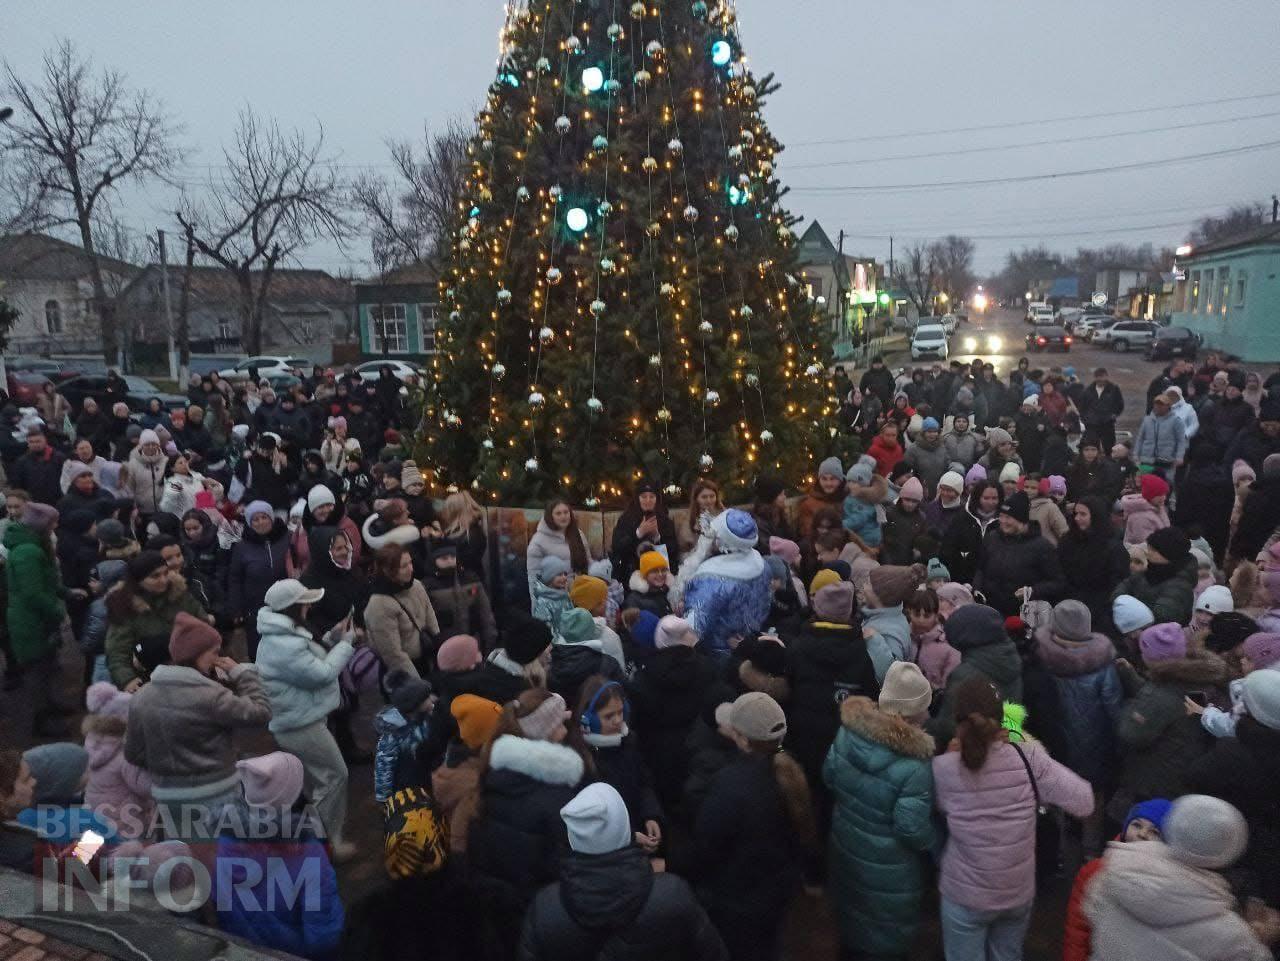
top-left (263, 578), bottom-right (325, 612)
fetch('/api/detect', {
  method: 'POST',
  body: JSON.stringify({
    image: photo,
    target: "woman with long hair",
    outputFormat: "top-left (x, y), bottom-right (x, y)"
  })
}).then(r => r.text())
top-left (363, 543), bottom-right (439, 679)
top-left (440, 490), bottom-right (488, 579)
top-left (932, 677), bottom-right (1092, 961)
top-left (1058, 496), bottom-right (1130, 627)
top-left (796, 457), bottom-right (846, 542)
top-left (467, 687), bottom-right (587, 956)
top-left (525, 497), bottom-right (591, 604)
top-left (610, 481), bottom-right (681, 584)
top-left (681, 478), bottom-right (725, 554)
top-left (679, 691), bottom-right (817, 961)
top-left (938, 480), bottom-right (1002, 586)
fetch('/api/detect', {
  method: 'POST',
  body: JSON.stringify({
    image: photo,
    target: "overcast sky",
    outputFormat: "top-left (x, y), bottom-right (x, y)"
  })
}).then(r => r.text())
top-left (5, 0), bottom-right (1279, 276)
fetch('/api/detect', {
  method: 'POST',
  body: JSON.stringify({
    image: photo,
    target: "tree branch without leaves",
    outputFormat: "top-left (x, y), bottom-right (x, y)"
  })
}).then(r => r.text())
top-left (176, 108), bottom-right (350, 355)
top-left (350, 119), bottom-right (469, 271)
top-left (3, 40), bottom-right (182, 363)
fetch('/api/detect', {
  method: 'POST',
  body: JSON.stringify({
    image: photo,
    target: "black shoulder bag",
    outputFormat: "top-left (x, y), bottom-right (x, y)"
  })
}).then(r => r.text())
top-left (1011, 741), bottom-right (1062, 881)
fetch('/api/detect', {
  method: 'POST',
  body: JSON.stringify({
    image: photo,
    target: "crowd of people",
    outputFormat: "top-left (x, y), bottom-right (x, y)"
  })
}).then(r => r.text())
top-left (2, 352), bottom-right (1280, 961)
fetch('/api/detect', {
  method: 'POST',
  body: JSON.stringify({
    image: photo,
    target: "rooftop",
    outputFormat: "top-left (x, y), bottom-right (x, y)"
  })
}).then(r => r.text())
top-left (0, 233), bottom-right (139, 282)
top-left (1187, 221), bottom-right (1280, 257)
top-left (121, 264), bottom-right (354, 308)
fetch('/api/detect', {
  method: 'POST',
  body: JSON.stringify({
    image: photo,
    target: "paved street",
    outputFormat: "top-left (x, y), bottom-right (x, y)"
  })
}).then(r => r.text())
top-left (880, 306), bottom-right (1170, 436)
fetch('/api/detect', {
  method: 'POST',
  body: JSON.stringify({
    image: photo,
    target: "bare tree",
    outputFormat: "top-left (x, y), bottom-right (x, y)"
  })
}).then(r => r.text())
top-left (932, 235), bottom-right (976, 303)
top-left (3, 40), bottom-right (182, 364)
top-left (350, 119), bottom-right (470, 269)
top-left (176, 108), bottom-right (350, 355)
top-left (897, 241), bottom-right (940, 314)
top-left (1188, 203), bottom-right (1265, 248)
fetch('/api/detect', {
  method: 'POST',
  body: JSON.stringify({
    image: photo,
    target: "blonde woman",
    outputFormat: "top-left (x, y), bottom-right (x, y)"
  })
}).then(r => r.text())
top-left (440, 490), bottom-right (487, 578)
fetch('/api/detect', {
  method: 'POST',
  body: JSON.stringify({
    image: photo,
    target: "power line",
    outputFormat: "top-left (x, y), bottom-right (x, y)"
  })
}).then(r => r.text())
top-left (787, 89), bottom-right (1280, 148)
top-left (784, 110), bottom-right (1280, 171)
top-left (789, 139), bottom-right (1280, 194)
top-left (831, 218), bottom-right (1201, 243)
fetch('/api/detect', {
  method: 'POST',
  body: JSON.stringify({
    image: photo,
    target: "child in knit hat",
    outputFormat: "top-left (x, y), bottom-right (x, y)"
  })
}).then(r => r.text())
top-left (880, 477), bottom-right (929, 566)
top-left (216, 752), bottom-right (344, 960)
top-left (549, 608), bottom-right (625, 706)
top-left (620, 551), bottom-right (673, 619)
top-left (860, 564), bottom-right (925, 682)
top-left (587, 558), bottom-right (624, 628)
top-left (82, 682), bottom-right (153, 840)
top-left (842, 460), bottom-right (887, 550)
top-left (904, 587), bottom-right (960, 694)
top-left (1121, 473), bottom-right (1171, 548)
top-left (432, 694), bottom-right (504, 854)
top-left (531, 555), bottom-right (575, 629)
top-left (572, 573), bottom-right (629, 669)
top-left (374, 670), bottom-right (437, 803)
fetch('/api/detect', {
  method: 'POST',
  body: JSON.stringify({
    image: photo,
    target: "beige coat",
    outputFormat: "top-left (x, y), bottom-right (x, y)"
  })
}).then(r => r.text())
top-left (1029, 496), bottom-right (1069, 545)
top-left (1084, 840), bottom-right (1269, 961)
top-left (363, 580), bottom-right (440, 678)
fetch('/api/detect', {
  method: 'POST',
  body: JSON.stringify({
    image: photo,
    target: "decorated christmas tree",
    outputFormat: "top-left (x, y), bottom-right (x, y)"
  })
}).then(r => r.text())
top-left (423, 0), bottom-right (837, 507)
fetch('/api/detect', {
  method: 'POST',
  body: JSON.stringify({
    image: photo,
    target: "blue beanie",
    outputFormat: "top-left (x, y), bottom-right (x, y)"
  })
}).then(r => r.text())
top-left (921, 417), bottom-right (940, 431)
top-left (765, 555), bottom-right (789, 582)
top-left (1022, 381), bottom-right (1041, 398)
top-left (628, 610), bottom-right (660, 651)
top-left (1124, 798), bottom-right (1173, 836)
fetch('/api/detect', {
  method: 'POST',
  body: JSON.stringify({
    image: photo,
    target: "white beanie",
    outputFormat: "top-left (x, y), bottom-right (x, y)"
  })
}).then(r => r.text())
top-left (1112, 594), bottom-right (1155, 634)
top-left (560, 783), bottom-right (632, 855)
top-left (1164, 795), bottom-right (1248, 870)
top-left (998, 462), bottom-right (1022, 484)
top-left (937, 470), bottom-right (965, 493)
top-left (307, 485), bottom-right (337, 513)
top-left (138, 428), bottom-right (160, 447)
top-left (1194, 585), bottom-right (1234, 616)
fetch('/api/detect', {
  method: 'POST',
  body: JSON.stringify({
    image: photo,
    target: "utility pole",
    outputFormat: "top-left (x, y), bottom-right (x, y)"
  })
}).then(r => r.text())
top-left (1272, 194), bottom-right (1278, 224)
top-left (176, 225), bottom-right (195, 388)
top-left (158, 229), bottom-right (178, 381)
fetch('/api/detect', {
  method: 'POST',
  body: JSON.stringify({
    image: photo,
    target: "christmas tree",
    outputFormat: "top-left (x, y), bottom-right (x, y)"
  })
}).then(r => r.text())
top-left (424, 0), bottom-right (837, 507)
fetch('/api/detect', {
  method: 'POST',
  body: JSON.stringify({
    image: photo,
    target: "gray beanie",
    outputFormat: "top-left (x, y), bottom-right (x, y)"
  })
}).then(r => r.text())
top-left (23, 743), bottom-right (89, 805)
top-left (846, 461), bottom-right (874, 486)
top-left (1052, 600), bottom-right (1092, 643)
top-left (985, 426), bottom-right (1013, 448)
top-left (818, 456), bottom-right (844, 480)
top-left (1164, 795), bottom-right (1249, 870)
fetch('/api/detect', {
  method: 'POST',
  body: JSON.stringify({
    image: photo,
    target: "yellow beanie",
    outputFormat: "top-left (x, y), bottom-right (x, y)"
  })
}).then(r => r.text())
top-left (569, 575), bottom-right (609, 612)
top-left (810, 568), bottom-right (842, 596)
top-left (639, 551), bottom-right (669, 577)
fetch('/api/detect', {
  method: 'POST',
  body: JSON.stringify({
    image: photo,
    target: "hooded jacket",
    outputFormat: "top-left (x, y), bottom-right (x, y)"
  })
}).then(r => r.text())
top-left (879, 501), bottom-right (929, 566)
top-left (1083, 841), bottom-right (1270, 961)
top-left (124, 663), bottom-right (271, 800)
top-left (104, 574), bottom-right (208, 689)
top-left (783, 619), bottom-right (880, 788)
top-left (928, 607), bottom-right (1024, 746)
top-left (938, 504), bottom-right (994, 586)
top-left (373, 705), bottom-right (431, 803)
top-left (518, 846), bottom-right (727, 961)
top-left (1133, 410), bottom-right (1188, 465)
top-left (1229, 475), bottom-right (1280, 563)
top-left (1120, 493), bottom-right (1170, 547)
top-left (122, 444), bottom-right (168, 514)
top-left (823, 698), bottom-right (935, 956)
top-left (298, 526), bottom-right (369, 633)
top-left (1027, 495), bottom-right (1069, 545)
top-left (423, 564), bottom-right (499, 649)
top-left (1116, 649), bottom-right (1228, 800)
top-left (974, 520), bottom-right (1066, 616)
top-left (933, 740), bottom-right (1093, 913)
top-left (942, 427), bottom-right (983, 469)
top-left (1198, 395), bottom-right (1257, 451)
top-left (254, 609), bottom-right (353, 734)
top-left (682, 549), bottom-right (773, 657)
top-left (468, 735), bottom-right (585, 913)
top-left (1057, 501), bottom-right (1130, 624)
top-left (82, 710), bottom-right (153, 838)
top-left (1033, 629), bottom-right (1123, 785)
top-left (1110, 555), bottom-right (1197, 626)
top-left (902, 435), bottom-right (951, 496)
top-left (228, 519), bottom-right (290, 620)
top-left (622, 570), bottom-right (674, 619)
top-left (157, 470), bottom-right (206, 518)
top-left (842, 473), bottom-right (889, 547)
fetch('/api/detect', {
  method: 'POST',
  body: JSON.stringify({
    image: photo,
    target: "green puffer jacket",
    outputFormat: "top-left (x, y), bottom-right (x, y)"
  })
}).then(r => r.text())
top-left (2, 523), bottom-right (66, 665)
top-left (105, 574), bottom-right (209, 688)
top-left (823, 696), bottom-right (936, 957)
top-left (1109, 556), bottom-right (1197, 626)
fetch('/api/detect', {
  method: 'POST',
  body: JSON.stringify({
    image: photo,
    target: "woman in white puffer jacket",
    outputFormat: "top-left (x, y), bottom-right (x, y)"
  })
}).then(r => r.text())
top-left (158, 453), bottom-right (206, 518)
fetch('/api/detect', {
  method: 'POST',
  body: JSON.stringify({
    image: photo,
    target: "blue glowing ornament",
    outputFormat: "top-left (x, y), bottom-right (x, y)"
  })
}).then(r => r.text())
top-left (582, 66), bottom-right (605, 92)
top-left (727, 183), bottom-right (750, 206)
top-left (500, 71), bottom-right (521, 88)
top-left (692, 0), bottom-right (708, 17)
top-left (566, 207), bottom-right (589, 232)
top-left (711, 40), bottom-right (733, 67)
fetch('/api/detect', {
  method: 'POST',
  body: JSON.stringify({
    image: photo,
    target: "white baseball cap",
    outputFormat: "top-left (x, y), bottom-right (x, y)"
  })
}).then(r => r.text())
top-left (263, 579), bottom-right (325, 612)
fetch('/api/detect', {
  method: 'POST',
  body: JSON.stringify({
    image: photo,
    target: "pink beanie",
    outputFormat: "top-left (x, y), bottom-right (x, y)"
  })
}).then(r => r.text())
top-left (655, 616), bottom-right (696, 649)
top-left (898, 477), bottom-right (925, 502)
top-left (517, 693), bottom-right (570, 740)
top-left (437, 634), bottom-right (482, 672)
top-left (768, 537), bottom-right (801, 568)
top-left (1243, 632), bottom-right (1280, 669)
top-left (1139, 622), bottom-right (1188, 664)
top-left (237, 752), bottom-right (305, 809)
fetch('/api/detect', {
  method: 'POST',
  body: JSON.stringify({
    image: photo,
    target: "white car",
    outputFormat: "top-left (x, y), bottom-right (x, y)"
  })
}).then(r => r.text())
top-left (354, 359), bottom-right (425, 384)
top-left (910, 323), bottom-right (949, 361)
top-left (217, 356), bottom-right (312, 381)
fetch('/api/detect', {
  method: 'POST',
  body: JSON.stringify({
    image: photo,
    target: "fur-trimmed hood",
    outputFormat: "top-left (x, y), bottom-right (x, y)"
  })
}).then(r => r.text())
top-left (738, 660), bottom-right (791, 703)
top-left (82, 713), bottom-right (127, 740)
top-left (361, 512), bottom-right (421, 551)
top-left (1146, 649), bottom-right (1230, 687)
top-left (838, 696), bottom-right (935, 760)
top-left (850, 471), bottom-right (890, 505)
top-left (628, 570), bottom-right (655, 593)
top-left (1034, 628), bottom-right (1116, 677)
top-left (488, 734), bottom-right (584, 787)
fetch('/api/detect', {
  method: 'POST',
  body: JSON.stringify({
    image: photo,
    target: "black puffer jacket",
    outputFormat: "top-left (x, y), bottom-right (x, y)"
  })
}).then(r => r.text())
top-left (468, 735), bottom-right (585, 915)
top-left (518, 847), bottom-right (727, 961)
top-left (1056, 498), bottom-right (1129, 627)
top-left (1109, 555), bottom-right (1197, 626)
top-left (938, 508), bottom-right (992, 586)
top-left (1229, 475), bottom-right (1280, 563)
top-left (628, 646), bottom-right (721, 810)
top-left (974, 520), bottom-right (1065, 616)
top-left (783, 620), bottom-right (880, 788)
top-left (548, 643), bottom-right (624, 708)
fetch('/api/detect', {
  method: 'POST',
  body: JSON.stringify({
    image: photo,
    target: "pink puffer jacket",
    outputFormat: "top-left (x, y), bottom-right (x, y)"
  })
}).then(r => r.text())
top-left (84, 726), bottom-right (154, 840)
top-left (933, 740), bottom-right (1093, 912)
top-left (1121, 494), bottom-right (1170, 548)
top-left (910, 625), bottom-right (961, 691)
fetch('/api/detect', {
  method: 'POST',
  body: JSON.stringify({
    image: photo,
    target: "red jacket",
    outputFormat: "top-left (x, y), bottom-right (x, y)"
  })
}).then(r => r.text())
top-left (1062, 855), bottom-right (1104, 961)
top-left (867, 436), bottom-right (904, 477)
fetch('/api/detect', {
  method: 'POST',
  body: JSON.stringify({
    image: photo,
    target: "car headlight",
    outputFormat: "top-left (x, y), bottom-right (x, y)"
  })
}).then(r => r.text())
top-left (987, 335), bottom-right (1002, 351)
top-left (962, 337), bottom-right (978, 352)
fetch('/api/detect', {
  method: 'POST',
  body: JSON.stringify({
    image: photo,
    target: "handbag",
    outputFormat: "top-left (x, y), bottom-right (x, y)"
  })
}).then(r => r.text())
top-left (393, 595), bottom-right (438, 663)
top-left (1011, 741), bottom-right (1062, 881)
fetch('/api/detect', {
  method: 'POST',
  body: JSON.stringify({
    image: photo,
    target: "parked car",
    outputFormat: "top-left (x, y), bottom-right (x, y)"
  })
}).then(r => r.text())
top-left (8, 358), bottom-right (86, 383)
top-left (1100, 320), bottom-right (1159, 352)
top-left (216, 356), bottom-right (312, 381)
top-left (57, 375), bottom-right (187, 416)
top-left (1084, 319), bottom-right (1120, 342)
top-left (353, 359), bottom-right (425, 384)
top-left (910, 323), bottom-right (949, 361)
top-left (1026, 325), bottom-right (1072, 352)
top-left (6, 370), bottom-right (54, 407)
top-left (1147, 326), bottom-right (1200, 361)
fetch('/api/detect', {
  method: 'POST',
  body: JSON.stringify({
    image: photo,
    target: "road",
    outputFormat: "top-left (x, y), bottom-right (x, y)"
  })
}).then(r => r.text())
top-left (883, 306), bottom-right (1166, 435)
